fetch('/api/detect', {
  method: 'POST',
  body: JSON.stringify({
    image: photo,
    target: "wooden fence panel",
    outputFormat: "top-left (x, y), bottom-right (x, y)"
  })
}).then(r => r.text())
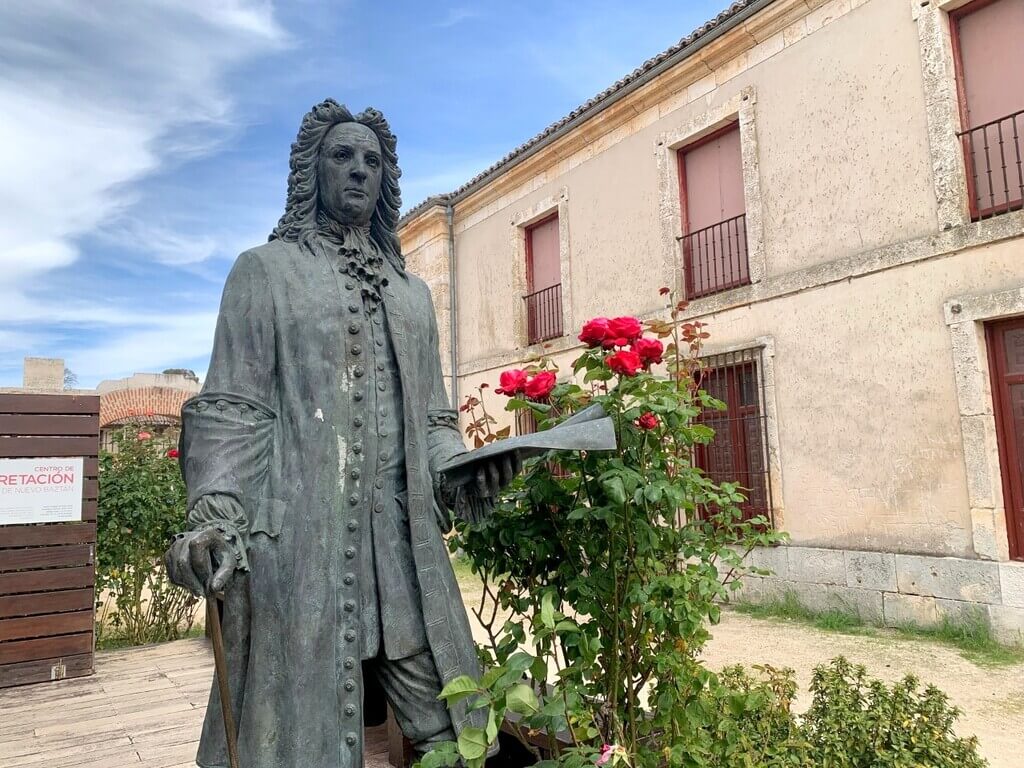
top-left (0, 393), bottom-right (100, 688)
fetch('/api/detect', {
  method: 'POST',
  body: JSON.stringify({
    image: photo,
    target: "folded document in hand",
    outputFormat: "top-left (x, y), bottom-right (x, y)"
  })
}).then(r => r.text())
top-left (438, 403), bottom-right (617, 484)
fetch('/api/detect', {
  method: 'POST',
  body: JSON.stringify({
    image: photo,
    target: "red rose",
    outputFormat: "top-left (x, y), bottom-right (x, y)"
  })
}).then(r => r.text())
top-left (632, 337), bottom-right (664, 367)
top-left (608, 316), bottom-right (642, 344)
top-left (606, 350), bottom-right (642, 377)
top-left (636, 412), bottom-right (660, 430)
top-left (136, 431), bottom-right (152, 441)
top-left (579, 317), bottom-right (611, 347)
top-left (496, 368), bottom-right (529, 396)
top-left (166, 448), bottom-right (180, 459)
top-left (524, 371), bottom-right (556, 400)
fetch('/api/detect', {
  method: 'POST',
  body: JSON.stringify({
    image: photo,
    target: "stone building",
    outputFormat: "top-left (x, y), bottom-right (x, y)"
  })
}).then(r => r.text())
top-left (398, 0), bottom-right (1024, 640)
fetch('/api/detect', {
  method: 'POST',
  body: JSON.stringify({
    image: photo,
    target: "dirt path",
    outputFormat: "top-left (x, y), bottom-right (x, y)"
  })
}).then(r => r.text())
top-left (456, 573), bottom-right (1022, 767)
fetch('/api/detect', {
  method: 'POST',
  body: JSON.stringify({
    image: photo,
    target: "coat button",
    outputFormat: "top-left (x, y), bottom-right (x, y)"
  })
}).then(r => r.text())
top-left (344, 629), bottom-right (356, 642)
top-left (374, 502), bottom-right (384, 514)
top-left (353, 417), bottom-right (363, 427)
top-left (346, 733), bottom-right (358, 746)
top-left (344, 679), bottom-right (355, 691)
top-left (349, 304), bottom-right (359, 313)
top-left (345, 282), bottom-right (354, 290)
top-left (344, 600), bottom-right (356, 613)
top-left (348, 323), bottom-right (360, 334)
top-left (347, 520), bottom-right (358, 532)
top-left (353, 391), bottom-right (363, 401)
top-left (344, 656), bottom-right (356, 669)
top-left (345, 704), bottom-right (357, 717)
top-left (350, 469), bottom-right (360, 480)
top-left (354, 366), bottom-right (365, 378)
top-left (343, 573), bottom-right (355, 585)
top-left (378, 452), bottom-right (388, 462)
top-left (352, 444), bottom-right (362, 454)
top-left (351, 345), bottom-right (362, 356)
top-left (349, 494), bottom-right (359, 505)
top-left (344, 547), bottom-right (356, 559)
top-left (374, 478), bottom-right (384, 489)
top-left (377, 363), bottom-right (385, 371)
top-left (377, 382), bottom-right (386, 391)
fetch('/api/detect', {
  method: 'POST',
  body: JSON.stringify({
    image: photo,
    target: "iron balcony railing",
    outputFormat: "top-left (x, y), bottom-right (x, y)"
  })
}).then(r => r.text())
top-left (958, 108), bottom-right (1024, 221)
top-left (681, 213), bottom-right (750, 299)
top-left (524, 283), bottom-right (563, 345)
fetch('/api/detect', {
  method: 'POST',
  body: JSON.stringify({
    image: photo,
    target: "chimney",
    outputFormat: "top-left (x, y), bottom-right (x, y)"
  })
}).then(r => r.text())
top-left (23, 357), bottom-right (65, 391)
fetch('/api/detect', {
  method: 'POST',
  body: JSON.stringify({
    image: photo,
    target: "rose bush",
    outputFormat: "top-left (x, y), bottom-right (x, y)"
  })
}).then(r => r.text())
top-left (421, 292), bottom-right (785, 767)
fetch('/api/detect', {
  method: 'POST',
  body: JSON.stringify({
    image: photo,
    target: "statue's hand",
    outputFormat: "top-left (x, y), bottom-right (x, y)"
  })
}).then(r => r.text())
top-left (467, 454), bottom-right (522, 499)
top-left (165, 527), bottom-right (238, 596)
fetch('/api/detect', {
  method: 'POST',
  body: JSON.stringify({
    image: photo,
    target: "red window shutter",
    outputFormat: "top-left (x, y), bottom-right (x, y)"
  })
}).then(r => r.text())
top-left (524, 216), bottom-right (563, 344)
top-left (678, 124), bottom-right (749, 297)
top-left (955, 0), bottom-right (1024, 130)
top-left (953, 0), bottom-right (1024, 217)
top-left (526, 215), bottom-right (560, 292)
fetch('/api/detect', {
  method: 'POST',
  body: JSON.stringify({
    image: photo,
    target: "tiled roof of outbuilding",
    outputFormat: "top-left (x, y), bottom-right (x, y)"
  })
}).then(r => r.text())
top-left (399, 0), bottom-right (773, 226)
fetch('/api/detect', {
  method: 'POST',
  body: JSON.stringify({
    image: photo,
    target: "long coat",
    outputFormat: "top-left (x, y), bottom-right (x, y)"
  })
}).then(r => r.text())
top-left (179, 237), bottom-right (481, 768)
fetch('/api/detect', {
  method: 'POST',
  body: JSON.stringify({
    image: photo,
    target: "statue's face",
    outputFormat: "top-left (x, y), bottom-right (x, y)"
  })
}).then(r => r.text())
top-left (317, 122), bottom-right (383, 227)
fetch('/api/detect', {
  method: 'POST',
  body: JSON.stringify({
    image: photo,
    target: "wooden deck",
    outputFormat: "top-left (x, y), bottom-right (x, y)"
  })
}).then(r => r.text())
top-left (0, 638), bottom-right (391, 767)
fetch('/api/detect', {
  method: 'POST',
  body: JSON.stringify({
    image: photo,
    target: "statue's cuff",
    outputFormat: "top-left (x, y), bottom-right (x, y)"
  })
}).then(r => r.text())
top-left (186, 494), bottom-right (251, 573)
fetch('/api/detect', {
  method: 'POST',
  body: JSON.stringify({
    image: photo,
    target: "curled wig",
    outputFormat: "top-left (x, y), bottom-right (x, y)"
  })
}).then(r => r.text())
top-left (270, 99), bottom-right (404, 270)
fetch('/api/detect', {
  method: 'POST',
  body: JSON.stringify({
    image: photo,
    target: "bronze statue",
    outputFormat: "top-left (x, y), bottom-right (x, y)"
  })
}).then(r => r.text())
top-left (165, 100), bottom-right (517, 768)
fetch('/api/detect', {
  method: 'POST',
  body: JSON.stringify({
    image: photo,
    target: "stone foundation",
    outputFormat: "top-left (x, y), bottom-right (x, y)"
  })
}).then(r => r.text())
top-left (737, 546), bottom-right (1024, 645)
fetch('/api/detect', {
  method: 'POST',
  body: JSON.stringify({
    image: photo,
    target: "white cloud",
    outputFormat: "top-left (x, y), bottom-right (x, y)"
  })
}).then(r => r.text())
top-left (0, 1), bottom-right (286, 383)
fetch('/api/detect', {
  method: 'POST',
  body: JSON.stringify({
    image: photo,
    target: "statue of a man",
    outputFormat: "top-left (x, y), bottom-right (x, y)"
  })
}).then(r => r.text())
top-left (165, 100), bottom-right (517, 768)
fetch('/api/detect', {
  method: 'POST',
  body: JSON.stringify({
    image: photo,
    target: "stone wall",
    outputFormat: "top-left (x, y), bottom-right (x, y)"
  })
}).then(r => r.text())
top-left (738, 545), bottom-right (1024, 645)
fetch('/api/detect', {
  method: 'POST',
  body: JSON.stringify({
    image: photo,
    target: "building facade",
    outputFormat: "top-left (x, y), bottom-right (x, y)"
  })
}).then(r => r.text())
top-left (398, 0), bottom-right (1024, 640)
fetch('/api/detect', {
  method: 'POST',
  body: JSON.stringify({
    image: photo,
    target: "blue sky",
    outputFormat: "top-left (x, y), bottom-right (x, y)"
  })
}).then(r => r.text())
top-left (0, 0), bottom-right (730, 388)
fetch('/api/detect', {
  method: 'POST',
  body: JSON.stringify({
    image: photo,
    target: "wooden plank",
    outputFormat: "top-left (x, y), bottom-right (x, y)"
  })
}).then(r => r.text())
top-left (83, 478), bottom-right (98, 499)
top-left (0, 545), bottom-right (93, 573)
top-left (0, 652), bottom-right (92, 688)
top-left (0, 610), bottom-right (93, 642)
top-left (0, 567), bottom-right (94, 595)
top-left (0, 414), bottom-right (99, 437)
top-left (84, 458), bottom-right (98, 476)
top-left (0, 632), bottom-right (92, 666)
top-left (0, 523), bottom-right (96, 549)
top-left (0, 589), bottom-right (94, 619)
top-left (0, 437), bottom-right (98, 459)
top-left (81, 501), bottom-right (97, 523)
top-left (0, 394), bottom-right (99, 416)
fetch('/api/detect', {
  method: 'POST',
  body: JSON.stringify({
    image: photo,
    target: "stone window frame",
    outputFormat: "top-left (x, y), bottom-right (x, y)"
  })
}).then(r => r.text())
top-left (655, 86), bottom-right (766, 304)
top-left (509, 187), bottom-right (572, 351)
top-left (945, 285), bottom-right (1024, 561)
top-left (698, 334), bottom-right (786, 529)
top-left (913, 0), bottom-right (983, 231)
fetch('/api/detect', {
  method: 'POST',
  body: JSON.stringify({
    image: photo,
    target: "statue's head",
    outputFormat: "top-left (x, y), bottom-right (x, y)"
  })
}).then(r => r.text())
top-left (271, 100), bottom-right (403, 268)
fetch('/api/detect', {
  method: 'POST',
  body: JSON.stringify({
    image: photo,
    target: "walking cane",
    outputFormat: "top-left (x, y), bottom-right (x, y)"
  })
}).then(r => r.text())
top-left (207, 593), bottom-right (241, 768)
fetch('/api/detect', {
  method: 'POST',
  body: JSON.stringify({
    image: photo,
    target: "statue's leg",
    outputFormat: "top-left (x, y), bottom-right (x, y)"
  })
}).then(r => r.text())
top-left (373, 650), bottom-right (456, 755)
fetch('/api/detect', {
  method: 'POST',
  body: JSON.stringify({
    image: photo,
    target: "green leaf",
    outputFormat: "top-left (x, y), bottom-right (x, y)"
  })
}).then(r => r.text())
top-left (540, 592), bottom-right (555, 629)
top-left (456, 726), bottom-right (489, 761)
top-left (506, 683), bottom-right (541, 716)
top-left (485, 706), bottom-right (499, 743)
top-left (438, 675), bottom-right (480, 703)
top-left (603, 475), bottom-right (626, 505)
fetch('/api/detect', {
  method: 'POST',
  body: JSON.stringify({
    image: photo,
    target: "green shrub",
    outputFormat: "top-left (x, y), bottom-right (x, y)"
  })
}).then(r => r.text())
top-left (96, 426), bottom-right (199, 647)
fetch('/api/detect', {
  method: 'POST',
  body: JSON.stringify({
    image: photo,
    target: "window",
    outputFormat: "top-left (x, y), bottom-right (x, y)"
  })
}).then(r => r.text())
top-left (986, 316), bottom-right (1024, 560)
top-left (951, 0), bottom-right (1024, 220)
top-left (524, 214), bottom-right (563, 345)
top-left (677, 123), bottom-right (749, 298)
top-left (694, 348), bottom-right (772, 524)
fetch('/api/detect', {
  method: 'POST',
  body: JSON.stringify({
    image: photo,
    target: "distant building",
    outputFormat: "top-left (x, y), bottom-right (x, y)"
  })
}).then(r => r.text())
top-left (398, 0), bottom-right (1024, 640)
top-left (3, 358), bottom-right (200, 450)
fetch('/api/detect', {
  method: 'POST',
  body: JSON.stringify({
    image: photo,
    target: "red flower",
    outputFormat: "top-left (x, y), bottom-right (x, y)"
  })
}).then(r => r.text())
top-left (166, 448), bottom-right (180, 459)
top-left (496, 368), bottom-right (529, 396)
top-left (578, 317), bottom-right (611, 347)
top-left (524, 371), bottom-right (556, 400)
top-left (608, 316), bottom-right (642, 344)
top-left (606, 350), bottom-right (642, 377)
top-left (636, 412), bottom-right (660, 430)
top-left (136, 431), bottom-right (152, 441)
top-left (632, 337), bottom-right (664, 367)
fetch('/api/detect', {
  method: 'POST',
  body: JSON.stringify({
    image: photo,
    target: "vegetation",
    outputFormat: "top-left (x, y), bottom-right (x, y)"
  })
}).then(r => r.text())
top-left (95, 426), bottom-right (200, 647)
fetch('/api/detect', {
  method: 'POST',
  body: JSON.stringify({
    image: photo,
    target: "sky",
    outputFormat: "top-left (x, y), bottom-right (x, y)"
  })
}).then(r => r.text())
top-left (0, 0), bottom-right (731, 388)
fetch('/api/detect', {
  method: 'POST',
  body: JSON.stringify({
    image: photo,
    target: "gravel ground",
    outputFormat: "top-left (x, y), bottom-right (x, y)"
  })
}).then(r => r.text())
top-left (456, 573), bottom-right (1023, 767)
